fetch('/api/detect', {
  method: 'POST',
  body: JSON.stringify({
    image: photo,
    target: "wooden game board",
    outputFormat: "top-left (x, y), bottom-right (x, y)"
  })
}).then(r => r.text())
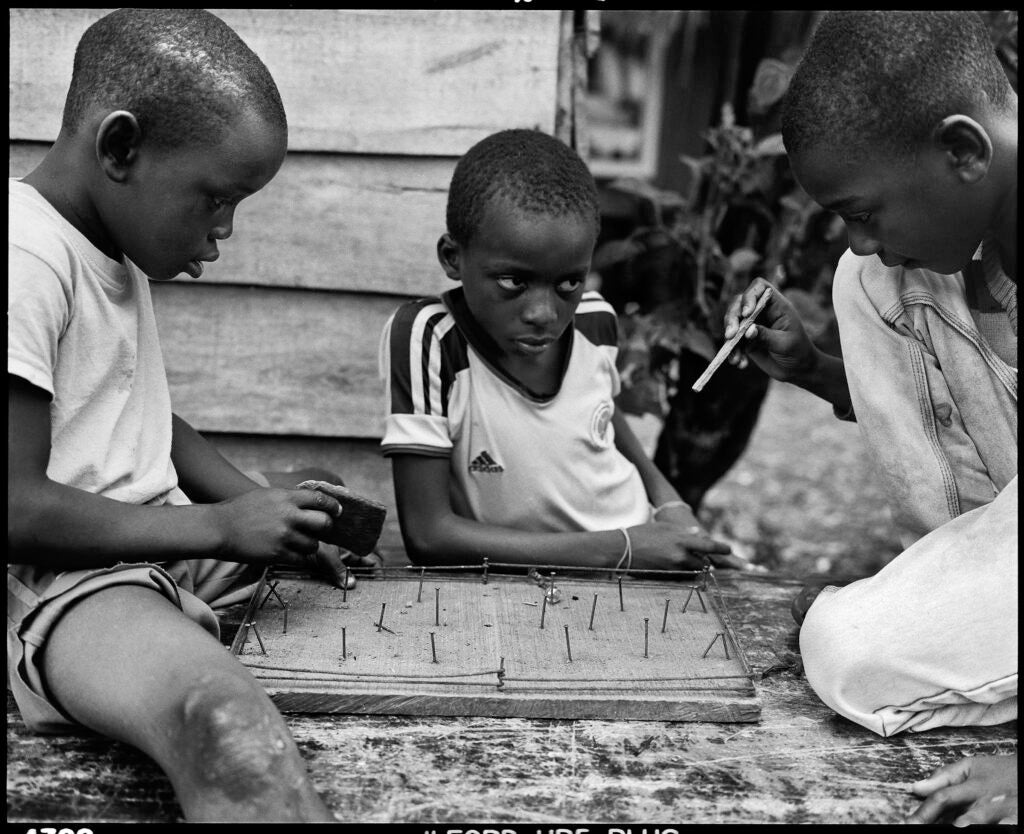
top-left (231, 564), bottom-right (761, 722)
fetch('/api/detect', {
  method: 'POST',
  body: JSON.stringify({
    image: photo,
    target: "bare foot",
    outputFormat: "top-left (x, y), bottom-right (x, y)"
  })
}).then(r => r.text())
top-left (906, 753), bottom-right (1017, 825)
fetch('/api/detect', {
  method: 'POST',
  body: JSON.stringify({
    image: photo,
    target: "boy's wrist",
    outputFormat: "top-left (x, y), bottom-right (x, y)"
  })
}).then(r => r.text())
top-left (196, 502), bottom-right (233, 560)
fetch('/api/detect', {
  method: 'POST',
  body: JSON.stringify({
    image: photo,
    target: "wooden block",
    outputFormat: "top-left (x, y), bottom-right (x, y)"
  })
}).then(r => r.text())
top-left (232, 569), bottom-right (762, 722)
top-left (297, 480), bottom-right (387, 557)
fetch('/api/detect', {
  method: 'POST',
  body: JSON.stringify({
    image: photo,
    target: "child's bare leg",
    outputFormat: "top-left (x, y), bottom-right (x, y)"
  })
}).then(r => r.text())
top-left (41, 584), bottom-right (335, 822)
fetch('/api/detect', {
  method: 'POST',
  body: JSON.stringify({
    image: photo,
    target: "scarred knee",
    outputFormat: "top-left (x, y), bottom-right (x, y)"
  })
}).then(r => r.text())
top-left (180, 682), bottom-right (298, 800)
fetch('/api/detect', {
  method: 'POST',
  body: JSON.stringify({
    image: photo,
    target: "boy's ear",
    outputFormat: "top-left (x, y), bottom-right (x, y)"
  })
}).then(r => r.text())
top-left (436, 233), bottom-right (462, 282)
top-left (95, 111), bottom-right (144, 182)
top-left (931, 115), bottom-right (992, 184)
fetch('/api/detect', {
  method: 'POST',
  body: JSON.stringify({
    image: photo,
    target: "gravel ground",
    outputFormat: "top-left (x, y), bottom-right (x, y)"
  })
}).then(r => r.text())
top-left (697, 380), bottom-right (904, 580)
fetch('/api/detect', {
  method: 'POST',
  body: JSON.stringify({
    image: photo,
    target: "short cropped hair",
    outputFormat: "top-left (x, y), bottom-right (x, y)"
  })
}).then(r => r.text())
top-left (446, 129), bottom-right (601, 245)
top-left (782, 11), bottom-right (1014, 161)
top-left (61, 8), bottom-right (286, 149)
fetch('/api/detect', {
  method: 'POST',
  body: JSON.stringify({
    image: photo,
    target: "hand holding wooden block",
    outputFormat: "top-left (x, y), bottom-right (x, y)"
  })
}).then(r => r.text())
top-left (297, 480), bottom-right (387, 557)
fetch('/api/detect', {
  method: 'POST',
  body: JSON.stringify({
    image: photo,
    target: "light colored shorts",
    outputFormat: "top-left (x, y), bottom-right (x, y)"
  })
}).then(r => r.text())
top-left (7, 557), bottom-right (262, 733)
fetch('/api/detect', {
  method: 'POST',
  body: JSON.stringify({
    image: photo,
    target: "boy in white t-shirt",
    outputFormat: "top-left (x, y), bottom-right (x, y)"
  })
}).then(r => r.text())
top-left (8, 9), bottom-right (342, 822)
top-left (380, 129), bottom-right (735, 571)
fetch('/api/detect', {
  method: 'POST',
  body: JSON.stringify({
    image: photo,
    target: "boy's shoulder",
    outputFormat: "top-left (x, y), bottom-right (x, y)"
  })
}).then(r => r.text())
top-left (9, 178), bottom-right (76, 278)
top-left (573, 290), bottom-right (619, 348)
top-left (385, 292), bottom-right (467, 365)
top-left (386, 294), bottom-right (458, 348)
top-left (10, 179), bottom-right (86, 279)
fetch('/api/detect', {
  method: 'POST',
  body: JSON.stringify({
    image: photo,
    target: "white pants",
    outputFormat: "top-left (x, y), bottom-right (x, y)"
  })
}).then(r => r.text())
top-left (800, 473), bottom-right (1017, 737)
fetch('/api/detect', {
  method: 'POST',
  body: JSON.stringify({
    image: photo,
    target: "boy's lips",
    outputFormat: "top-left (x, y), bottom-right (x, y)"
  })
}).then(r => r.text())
top-left (513, 336), bottom-right (555, 354)
top-left (184, 252), bottom-right (219, 279)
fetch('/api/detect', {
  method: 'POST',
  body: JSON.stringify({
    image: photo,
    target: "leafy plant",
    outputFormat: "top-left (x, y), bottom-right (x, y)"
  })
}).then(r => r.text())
top-left (593, 101), bottom-right (846, 507)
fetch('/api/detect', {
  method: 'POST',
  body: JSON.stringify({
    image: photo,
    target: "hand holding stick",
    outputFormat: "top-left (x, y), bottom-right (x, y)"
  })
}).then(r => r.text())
top-left (691, 286), bottom-right (774, 393)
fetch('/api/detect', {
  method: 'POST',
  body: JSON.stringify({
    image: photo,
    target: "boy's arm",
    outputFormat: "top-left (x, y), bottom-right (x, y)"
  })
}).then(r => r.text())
top-left (612, 408), bottom-right (744, 568)
top-left (724, 277), bottom-right (854, 416)
top-left (171, 413), bottom-right (262, 502)
top-left (8, 375), bottom-right (340, 571)
top-left (391, 452), bottom-right (731, 571)
top-left (611, 408), bottom-right (696, 522)
top-left (392, 454), bottom-right (629, 569)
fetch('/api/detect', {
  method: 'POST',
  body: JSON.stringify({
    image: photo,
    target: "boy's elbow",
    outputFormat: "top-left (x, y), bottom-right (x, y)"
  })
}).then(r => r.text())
top-left (399, 519), bottom-right (451, 566)
top-left (7, 486), bottom-right (53, 557)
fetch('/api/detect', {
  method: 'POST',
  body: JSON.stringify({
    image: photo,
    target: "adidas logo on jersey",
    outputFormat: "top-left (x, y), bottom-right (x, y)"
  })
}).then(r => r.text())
top-left (468, 450), bottom-right (504, 473)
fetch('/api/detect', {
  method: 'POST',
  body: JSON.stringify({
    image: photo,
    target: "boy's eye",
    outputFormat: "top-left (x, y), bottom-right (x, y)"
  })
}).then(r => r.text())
top-left (495, 276), bottom-right (525, 291)
top-left (844, 211), bottom-right (872, 224)
top-left (557, 278), bottom-right (584, 294)
top-left (208, 195), bottom-right (234, 211)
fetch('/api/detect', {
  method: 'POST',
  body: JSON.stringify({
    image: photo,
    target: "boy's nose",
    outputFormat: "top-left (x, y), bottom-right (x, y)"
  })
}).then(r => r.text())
top-left (846, 227), bottom-right (881, 257)
top-left (209, 210), bottom-right (235, 241)
top-left (521, 289), bottom-right (559, 326)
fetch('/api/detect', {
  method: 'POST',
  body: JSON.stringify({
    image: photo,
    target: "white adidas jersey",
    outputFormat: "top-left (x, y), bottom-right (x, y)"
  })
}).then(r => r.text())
top-left (379, 288), bottom-right (650, 533)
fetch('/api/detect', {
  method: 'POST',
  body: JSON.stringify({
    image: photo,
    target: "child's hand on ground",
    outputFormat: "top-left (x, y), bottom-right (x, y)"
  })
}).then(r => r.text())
top-left (724, 277), bottom-right (818, 383)
top-left (629, 520), bottom-right (733, 571)
top-left (906, 753), bottom-right (1018, 825)
top-left (207, 487), bottom-right (342, 567)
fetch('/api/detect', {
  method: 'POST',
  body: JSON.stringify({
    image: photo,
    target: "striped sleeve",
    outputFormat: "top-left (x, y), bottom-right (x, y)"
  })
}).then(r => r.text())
top-left (574, 290), bottom-right (620, 349)
top-left (379, 298), bottom-right (467, 457)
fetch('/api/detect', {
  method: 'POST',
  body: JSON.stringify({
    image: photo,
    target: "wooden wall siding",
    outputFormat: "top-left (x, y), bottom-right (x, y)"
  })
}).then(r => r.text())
top-left (9, 8), bottom-right (563, 155)
top-left (10, 143), bottom-right (455, 298)
top-left (151, 283), bottom-right (399, 439)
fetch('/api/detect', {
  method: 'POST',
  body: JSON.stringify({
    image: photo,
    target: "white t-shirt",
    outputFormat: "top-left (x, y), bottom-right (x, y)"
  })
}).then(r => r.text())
top-left (379, 287), bottom-right (650, 533)
top-left (8, 178), bottom-right (182, 506)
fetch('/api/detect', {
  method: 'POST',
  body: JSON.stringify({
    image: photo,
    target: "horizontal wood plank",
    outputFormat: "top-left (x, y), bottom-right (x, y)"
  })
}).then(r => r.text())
top-left (263, 689), bottom-right (760, 722)
top-left (151, 282), bottom-right (404, 439)
top-left (8, 8), bottom-right (561, 155)
top-left (10, 143), bottom-right (456, 298)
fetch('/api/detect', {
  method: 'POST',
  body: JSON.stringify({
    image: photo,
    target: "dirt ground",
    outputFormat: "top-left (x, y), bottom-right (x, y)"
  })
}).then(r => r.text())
top-left (695, 380), bottom-right (904, 581)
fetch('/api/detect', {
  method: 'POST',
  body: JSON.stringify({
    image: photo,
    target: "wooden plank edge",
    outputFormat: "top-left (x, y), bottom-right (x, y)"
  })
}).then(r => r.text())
top-left (263, 689), bottom-right (761, 722)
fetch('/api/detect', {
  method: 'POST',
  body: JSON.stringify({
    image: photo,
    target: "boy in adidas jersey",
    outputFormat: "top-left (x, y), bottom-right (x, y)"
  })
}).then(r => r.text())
top-left (379, 129), bottom-right (733, 571)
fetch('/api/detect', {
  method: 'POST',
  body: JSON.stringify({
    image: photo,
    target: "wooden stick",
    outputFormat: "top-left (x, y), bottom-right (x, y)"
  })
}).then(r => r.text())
top-left (589, 594), bottom-right (598, 630)
top-left (691, 286), bottom-right (774, 392)
top-left (563, 625), bottom-right (572, 662)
